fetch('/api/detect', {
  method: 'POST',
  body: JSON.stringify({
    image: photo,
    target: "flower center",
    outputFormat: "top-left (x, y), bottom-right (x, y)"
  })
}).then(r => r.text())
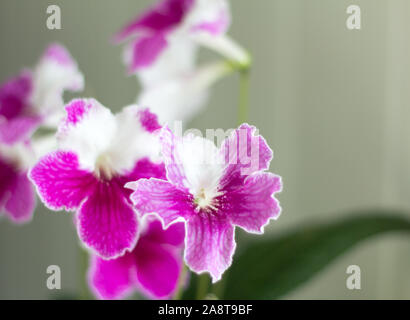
top-left (193, 188), bottom-right (222, 213)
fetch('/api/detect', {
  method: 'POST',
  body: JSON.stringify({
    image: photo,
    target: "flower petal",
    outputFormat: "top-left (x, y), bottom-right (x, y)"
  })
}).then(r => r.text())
top-left (129, 33), bottom-right (168, 72)
top-left (142, 218), bottom-right (185, 247)
top-left (4, 171), bottom-right (36, 224)
top-left (114, 0), bottom-right (193, 42)
top-left (58, 99), bottom-right (117, 171)
top-left (88, 253), bottom-right (136, 300)
top-left (158, 126), bottom-right (189, 189)
top-left (29, 151), bottom-right (95, 211)
top-left (107, 106), bottom-right (162, 174)
top-left (220, 123), bottom-right (273, 191)
top-left (31, 43), bottom-right (84, 119)
top-left (185, 214), bottom-right (235, 283)
top-left (224, 172), bottom-right (282, 234)
top-left (135, 239), bottom-right (182, 299)
top-left (77, 180), bottom-right (138, 259)
top-left (0, 71), bottom-right (32, 120)
top-left (189, 0), bottom-right (231, 36)
top-left (127, 178), bottom-right (194, 227)
top-left (0, 116), bottom-right (42, 145)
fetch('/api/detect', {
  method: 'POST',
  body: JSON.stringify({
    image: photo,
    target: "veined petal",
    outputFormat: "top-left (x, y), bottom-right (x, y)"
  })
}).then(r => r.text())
top-left (135, 239), bottom-right (182, 299)
top-left (127, 178), bottom-right (194, 227)
top-left (185, 214), bottom-right (235, 283)
top-left (58, 99), bottom-right (117, 171)
top-left (219, 123), bottom-right (273, 191)
top-left (3, 171), bottom-right (36, 224)
top-left (224, 172), bottom-right (282, 234)
top-left (77, 180), bottom-right (139, 259)
top-left (88, 253), bottom-right (136, 300)
top-left (29, 151), bottom-right (95, 211)
top-left (30, 43), bottom-right (84, 120)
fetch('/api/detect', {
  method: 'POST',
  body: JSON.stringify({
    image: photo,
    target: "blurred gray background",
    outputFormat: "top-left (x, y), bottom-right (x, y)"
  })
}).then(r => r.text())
top-left (1, 0), bottom-right (410, 299)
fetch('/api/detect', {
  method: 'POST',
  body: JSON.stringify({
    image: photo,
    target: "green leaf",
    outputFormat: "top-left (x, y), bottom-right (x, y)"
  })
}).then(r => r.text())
top-left (222, 211), bottom-right (410, 299)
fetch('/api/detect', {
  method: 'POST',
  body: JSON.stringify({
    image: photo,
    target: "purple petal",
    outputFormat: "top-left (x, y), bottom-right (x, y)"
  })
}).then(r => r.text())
top-left (127, 178), bottom-right (194, 227)
top-left (129, 33), bottom-right (168, 72)
top-left (0, 71), bottom-right (32, 120)
top-left (88, 253), bottom-right (136, 300)
top-left (0, 156), bottom-right (16, 207)
top-left (4, 171), bottom-right (36, 224)
top-left (114, 0), bottom-right (193, 42)
top-left (185, 214), bottom-right (235, 283)
top-left (135, 239), bottom-right (182, 299)
top-left (0, 115), bottom-right (42, 145)
top-left (29, 151), bottom-right (95, 211)
top-left (223, 172), bottom-right (282, 233)
top-left (219, 123), bottom-right (273, 191)
top-left (142, 218), bottom-right (185, 247)
top-left (77, 180), bottom-right (139, 259)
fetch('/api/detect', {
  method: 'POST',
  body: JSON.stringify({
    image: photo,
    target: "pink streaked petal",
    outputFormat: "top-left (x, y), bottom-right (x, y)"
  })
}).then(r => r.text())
top-left (4, 171), bottom-right (36, 224)
top-left (142, 218), bottom-right (185, 247)
top-left (29, 151), bottom-right (95, 211)
top-left (114, 0), bottom-right (193, 42)
top-left (0, 115), bottom-right (42, 145)
top-left (77, 181), bottom-right (139, 259)
top-left (88, 253), bottom-right (136, 300)
top-left (138, 108), bottom-right (162, 133)
top-left (159, 126), bottom-right (188, 189)
top-left (185, 214), bottom-right (235, 283)
top-left (118, 158), bottom-right (166, 199)
top-left (127, 178), bottom-right (194, 227)
top-left (42, 43), bottom-right (76, 67)
top-left (129, 33), bottom-right (168, 72)
top-left (219, 123), bottom-right (273, 191)
top-left (135, 239), bottom-right (182, 299)
top-left (0, 71), bottom-right (32, 120)
top-left (224, 172), bottom-right (282, 234)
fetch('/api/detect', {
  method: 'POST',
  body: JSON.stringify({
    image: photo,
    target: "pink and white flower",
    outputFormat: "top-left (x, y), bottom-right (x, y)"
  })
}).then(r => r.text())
top-left (137, 61), bottom-right (232, 124)
top-left (88, 217), bottom-right (185, 300)
top-left (127, 124), bottom-right (282, 282)
top-left (0, 43), bottom-right (84, 144)
top-left (114, 0), bottom-right (238, 75)
top-left (0, 142), bottom-right (36, 224)
top-left (30, 98), bottom-right (165, 259)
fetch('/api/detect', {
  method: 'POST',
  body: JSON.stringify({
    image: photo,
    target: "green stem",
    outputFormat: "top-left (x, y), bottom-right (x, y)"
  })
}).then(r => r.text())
top-left (174, 265), bottom-right (188, 300)
top-left (196, 274), bottom-right (210, 300)
top-left (238, 69), bottom-right (250, 125)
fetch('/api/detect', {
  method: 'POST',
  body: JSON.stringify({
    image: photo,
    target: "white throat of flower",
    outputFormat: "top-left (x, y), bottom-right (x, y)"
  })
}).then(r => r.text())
top-left (95, 153), bottom-right (115, 180)
top-left (177, 135), bottom-right (225, 214)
